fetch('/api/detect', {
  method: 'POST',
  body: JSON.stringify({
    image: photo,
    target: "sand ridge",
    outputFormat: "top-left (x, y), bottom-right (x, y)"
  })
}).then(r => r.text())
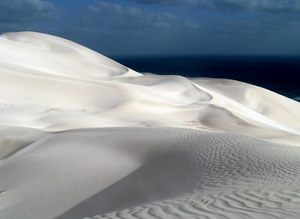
top-left (0, 32), bottom-right (299, 219)
top-left (0, 32), bottom-right (299, 145)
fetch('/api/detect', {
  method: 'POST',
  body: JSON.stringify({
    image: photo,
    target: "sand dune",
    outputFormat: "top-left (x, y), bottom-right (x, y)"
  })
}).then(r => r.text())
top-left (0, 32), bottom-right (299, 219)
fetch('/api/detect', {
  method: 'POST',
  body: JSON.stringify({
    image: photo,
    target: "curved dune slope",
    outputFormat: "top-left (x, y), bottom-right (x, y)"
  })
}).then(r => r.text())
top-left (0, 32), bottom-right (140, 80)
top-left (0, 32), bottom-right (300, 219)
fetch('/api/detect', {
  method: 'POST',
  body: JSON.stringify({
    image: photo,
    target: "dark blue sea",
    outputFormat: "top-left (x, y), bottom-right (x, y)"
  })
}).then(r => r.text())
top-left (113, 55), bottom-right (300, 102)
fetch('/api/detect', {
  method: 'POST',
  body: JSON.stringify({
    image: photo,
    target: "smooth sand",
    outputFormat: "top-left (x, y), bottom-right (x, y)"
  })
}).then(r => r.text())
top-left (0, 32), bottom-right (300, 219)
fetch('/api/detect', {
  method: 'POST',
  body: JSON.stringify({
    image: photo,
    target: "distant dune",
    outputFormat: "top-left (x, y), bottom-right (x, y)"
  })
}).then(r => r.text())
top-left (0, 32), bottom-right (300, 219)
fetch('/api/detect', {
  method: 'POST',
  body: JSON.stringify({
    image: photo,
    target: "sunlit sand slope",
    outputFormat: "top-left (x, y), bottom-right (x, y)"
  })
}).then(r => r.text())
top-left (0, 32), bottom-right (299, 219)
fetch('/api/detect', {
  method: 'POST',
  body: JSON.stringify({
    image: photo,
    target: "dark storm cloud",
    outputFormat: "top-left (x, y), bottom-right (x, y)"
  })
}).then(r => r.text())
top-left (133, 0), bottom-right (300, 12)
top-left (0, 0), bottom-right (60, 24)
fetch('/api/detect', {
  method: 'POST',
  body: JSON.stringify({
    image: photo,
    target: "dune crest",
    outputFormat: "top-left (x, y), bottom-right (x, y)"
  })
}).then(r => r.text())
top-left (0, 32), bottom-right (299, 219)
top-left (0, 32), bottom-right (140, 80)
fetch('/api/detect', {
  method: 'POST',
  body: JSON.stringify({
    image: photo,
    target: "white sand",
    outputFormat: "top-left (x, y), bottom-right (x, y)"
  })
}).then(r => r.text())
top-left (0, 32), bottom-right (299, 219)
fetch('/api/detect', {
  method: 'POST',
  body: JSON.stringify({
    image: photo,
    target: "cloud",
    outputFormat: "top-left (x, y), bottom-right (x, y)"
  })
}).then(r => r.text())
top-left (0, 0), bottom-right (61, 25)
top-left (87, 1), bottom-right (176, 29)
top-left (65, 0), bottom-right (203, 55)
top-left (85, 1), bottom-right (198, 34)
top-left (133, 0), bottom-right (300, 12)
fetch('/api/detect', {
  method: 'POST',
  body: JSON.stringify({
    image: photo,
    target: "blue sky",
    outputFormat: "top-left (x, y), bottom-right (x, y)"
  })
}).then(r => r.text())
top-left (1, 0), bottom-right (300, 56)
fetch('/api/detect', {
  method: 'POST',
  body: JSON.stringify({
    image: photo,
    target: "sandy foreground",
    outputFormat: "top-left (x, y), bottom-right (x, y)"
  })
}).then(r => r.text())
top-left (0, 32), bottom-right (300, 219)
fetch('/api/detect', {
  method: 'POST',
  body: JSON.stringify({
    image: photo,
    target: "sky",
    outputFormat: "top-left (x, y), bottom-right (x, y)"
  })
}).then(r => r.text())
top-left (0, 0), bottom-right (300, 56)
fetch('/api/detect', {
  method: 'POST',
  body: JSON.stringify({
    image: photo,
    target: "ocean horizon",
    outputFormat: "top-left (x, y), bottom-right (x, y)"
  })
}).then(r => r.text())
top-left (113, 55), bottom-right (300, 101)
